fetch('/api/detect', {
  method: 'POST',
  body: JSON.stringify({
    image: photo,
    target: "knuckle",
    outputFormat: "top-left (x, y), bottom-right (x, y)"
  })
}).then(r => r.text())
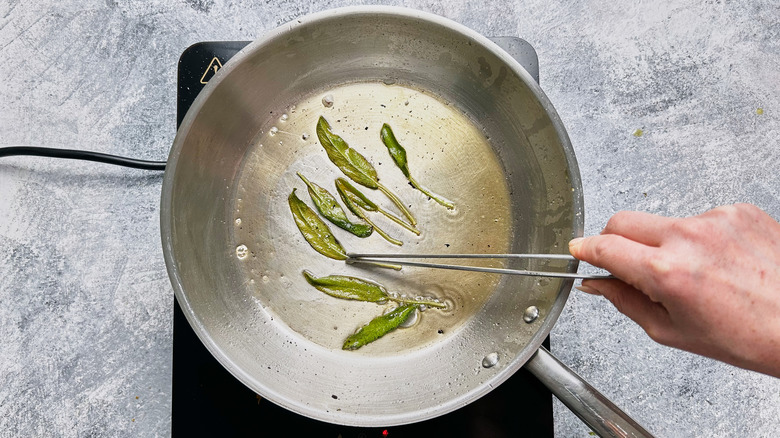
top-left (714, 205), bottom-right (738, 224)
top-left (709, 204), bottom-right (735, 216)
top-left (648, 254), bottom-right (698, 299)
top-left (707, 203), bottom-right (754, 223)
top-left (732, 203), bottom-right (761, 221)
top-left (670, 216), bottom-right (714, 242)
top-left (590, 236), bottom-right (616, 261)
top-left (647, 252), bottom-right (673, 277)
top-left (646, 252), bottom-right (689, 294)
top-left (643, 323), bottom-right (670, 345)
top-left (603, 211), bottom-right (631, 233)
top-left (666, 218), bottom-right (689, 236)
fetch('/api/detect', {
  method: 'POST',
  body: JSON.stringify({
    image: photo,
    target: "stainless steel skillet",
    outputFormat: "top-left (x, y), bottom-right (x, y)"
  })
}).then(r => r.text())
top-left (161, 6), bottom-right (652, 437)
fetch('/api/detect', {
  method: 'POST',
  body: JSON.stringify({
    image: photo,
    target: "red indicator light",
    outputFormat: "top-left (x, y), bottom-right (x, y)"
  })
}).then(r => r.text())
top-left (382, 429), bottom-right (389, 437)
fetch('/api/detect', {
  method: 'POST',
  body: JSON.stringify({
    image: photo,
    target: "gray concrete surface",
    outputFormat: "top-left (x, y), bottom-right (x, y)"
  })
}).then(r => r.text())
top-left (1, 0), bottom-right (778, 436)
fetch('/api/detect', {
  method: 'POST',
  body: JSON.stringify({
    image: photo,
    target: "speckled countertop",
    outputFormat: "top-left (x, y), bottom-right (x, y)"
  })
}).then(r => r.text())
top-left (1, 1), bottom-right (778, 437)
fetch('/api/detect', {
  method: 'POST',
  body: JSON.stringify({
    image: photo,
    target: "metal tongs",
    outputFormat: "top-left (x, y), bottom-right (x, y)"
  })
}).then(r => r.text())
top-left (346, 253), bottom-right (614, 280)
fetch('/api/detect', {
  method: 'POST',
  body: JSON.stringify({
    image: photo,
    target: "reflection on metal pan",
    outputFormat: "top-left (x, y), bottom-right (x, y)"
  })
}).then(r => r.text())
top-left (161, 6), bottom-right (652, 437)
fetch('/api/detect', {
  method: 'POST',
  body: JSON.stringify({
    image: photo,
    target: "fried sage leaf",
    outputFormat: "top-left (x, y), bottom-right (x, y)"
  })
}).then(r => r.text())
top-left (343, 304), bottom-right (417, 350)
top-left (316, 115), bottom-right (378, 188)
top-left (302, 270), bottom-right (388, 302)
top-left (288, 188), bottom-right (347, 260)
top-left (380, 123), bottom-right (455, 209)
top-left (317, 116), bottom-right (417, 226)
top-left (341, 198), bottom-right (402, 246)
top-left (303, 270), bottom-right (445, 307)
top-left (297, 172), bottom-right (372, 238)
top-left (335, 177), bottom-right (376, 216)
top-left (335, 179), bottom-right (402, 246)
top-left (335, 178), bottom-right (419, 236)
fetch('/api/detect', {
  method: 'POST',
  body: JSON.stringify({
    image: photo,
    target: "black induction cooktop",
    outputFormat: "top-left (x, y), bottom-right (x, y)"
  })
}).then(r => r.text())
top-left (172, 38), bottom-right (554, 438)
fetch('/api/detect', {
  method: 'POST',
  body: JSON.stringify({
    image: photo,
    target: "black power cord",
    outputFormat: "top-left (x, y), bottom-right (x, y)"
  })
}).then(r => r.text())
top-left (0, 146), bottom-right (167, 171)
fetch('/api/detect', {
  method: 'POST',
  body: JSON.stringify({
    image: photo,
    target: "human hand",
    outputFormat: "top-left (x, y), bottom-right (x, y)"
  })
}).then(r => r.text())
top-left (568, 203), bottom-right (780, 378)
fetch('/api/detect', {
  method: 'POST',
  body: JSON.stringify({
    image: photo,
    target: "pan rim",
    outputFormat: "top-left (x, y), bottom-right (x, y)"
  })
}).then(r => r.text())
top-left (161, 5), bottom-right (584, 426)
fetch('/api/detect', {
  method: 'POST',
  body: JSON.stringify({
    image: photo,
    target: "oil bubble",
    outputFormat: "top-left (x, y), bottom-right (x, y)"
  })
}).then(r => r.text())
top-left (236, 245), bottom-right (249, 260)
top-left (482, 352), bottom-right (499, 368)
top-left (399, 308), bottom-right (419, 328)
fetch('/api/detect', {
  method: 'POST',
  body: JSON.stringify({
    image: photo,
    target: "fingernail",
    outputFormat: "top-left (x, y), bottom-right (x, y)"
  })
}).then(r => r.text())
top-left (568, 237), bottom-right (584, 252)
top-left (576, 285), bottom-right (602, 295)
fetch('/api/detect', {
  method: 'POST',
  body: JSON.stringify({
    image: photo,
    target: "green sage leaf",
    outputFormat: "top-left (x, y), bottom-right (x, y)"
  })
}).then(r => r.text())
top-left (297, 172), bottom-right (372, 238)
top-left (317, 116), bottom-right (417, 225)
top-left (336, 178), bottom-right (420, 236)
top-left (342, 304), bottom-right (417, 350)
top-left (288, 188), bottom-right (347, 260)
top-left (380, 123), bottom-right (411, 179)
top-left (335, 178), bottom-right (403, 246)
top-left (316, 116), bottom-right (378, 188)
top-left (380, 123), bottom-right (455, 209)
top-left (335, 177), bottom-right (377, 215)
top-left (302, 270), bottom-right (388, 302)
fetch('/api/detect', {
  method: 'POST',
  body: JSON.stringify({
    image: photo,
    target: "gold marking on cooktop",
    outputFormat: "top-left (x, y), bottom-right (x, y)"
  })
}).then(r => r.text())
top-left (200, 57), bottom-right (224, 84)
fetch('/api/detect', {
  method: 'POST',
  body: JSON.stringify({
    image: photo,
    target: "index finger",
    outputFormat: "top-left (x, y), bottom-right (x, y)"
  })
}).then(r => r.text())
top-left (602, 211), bottom-right (678, 247)
top-left (569, 234), bottom-right (660, 293)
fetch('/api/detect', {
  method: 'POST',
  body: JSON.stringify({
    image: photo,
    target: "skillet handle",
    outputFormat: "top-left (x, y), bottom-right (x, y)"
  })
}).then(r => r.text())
top-left (525, 346), bottom-right (655, 438)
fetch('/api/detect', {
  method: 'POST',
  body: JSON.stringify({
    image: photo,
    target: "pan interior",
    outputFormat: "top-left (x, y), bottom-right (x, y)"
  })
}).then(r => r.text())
top-left (163, 7), bottom-right (579, 427)
top-left (233, 81), bottom-right (513, 354)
